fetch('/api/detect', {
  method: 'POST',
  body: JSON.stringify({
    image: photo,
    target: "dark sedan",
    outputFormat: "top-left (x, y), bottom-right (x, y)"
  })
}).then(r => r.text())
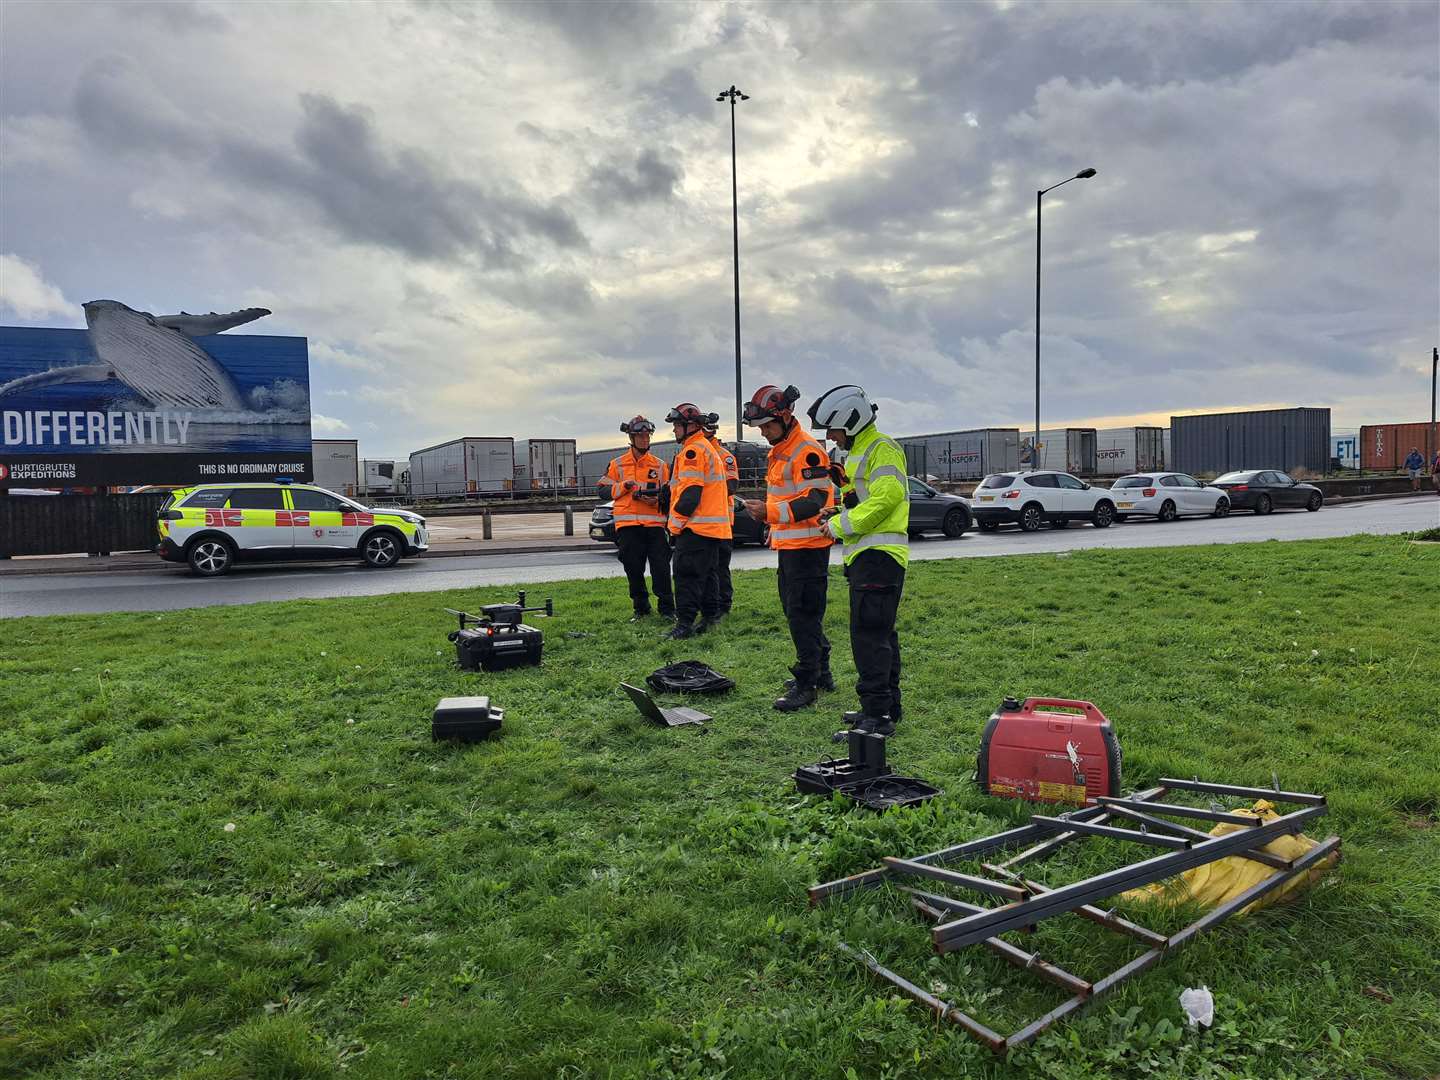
top-left (905, 477), bottom-right (972, 537)
top-left (588, 495), bottom-right (769, 545)
top-left (1212, 470), bottom-right (1324, 514)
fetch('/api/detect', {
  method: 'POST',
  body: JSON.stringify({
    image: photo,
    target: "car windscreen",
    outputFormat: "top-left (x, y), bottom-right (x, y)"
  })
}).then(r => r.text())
top-left (980, 474), bottom-right (1015, 489)
top-left (1215, 471), bottom-right (1256, 483)
top-left (1112, 476), bottom-right (1154, 488)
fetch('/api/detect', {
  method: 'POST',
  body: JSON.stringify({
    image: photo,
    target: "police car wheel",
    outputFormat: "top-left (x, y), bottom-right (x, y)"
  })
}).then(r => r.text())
top-left (187, 538), bottom-right (234, 576)
top-left (361, 530), bottom-right (402, 568)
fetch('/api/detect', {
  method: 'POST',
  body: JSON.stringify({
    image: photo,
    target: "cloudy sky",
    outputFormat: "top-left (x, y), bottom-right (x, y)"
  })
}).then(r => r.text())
top-left (2, 0), bottom-right (1436, 458)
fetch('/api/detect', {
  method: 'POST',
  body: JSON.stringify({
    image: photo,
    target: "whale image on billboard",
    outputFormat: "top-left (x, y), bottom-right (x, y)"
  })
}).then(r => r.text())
top-left (0, 300), bottom-right (312, 487)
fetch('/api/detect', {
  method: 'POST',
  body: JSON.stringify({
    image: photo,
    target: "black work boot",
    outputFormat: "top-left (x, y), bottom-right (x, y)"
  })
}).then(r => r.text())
top-left (832, 709), bottom-right (888, 741)
top-left (695, 615), bottom-right (720, 634)
top-left (664, 622), bottom-right (696, 641)
top-left (773, 683), bottom-right (817, 712)
top-left (629, 608), bottom-right (653, 623)
top-left (786, 671), bottom-right (835, 692)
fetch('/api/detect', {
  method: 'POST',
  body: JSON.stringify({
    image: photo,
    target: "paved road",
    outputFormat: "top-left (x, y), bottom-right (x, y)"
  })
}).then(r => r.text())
top-left (4, 496), bottom-right (1435, 618)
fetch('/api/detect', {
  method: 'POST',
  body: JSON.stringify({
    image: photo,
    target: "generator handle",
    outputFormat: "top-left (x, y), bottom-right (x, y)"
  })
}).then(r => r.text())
top-left (1023, 697), bottom-right (1101, 716)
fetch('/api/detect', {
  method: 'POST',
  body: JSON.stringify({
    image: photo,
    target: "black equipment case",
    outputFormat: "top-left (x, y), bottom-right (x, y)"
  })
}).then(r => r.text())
top-left (432, 696), bottom-right (504, 742)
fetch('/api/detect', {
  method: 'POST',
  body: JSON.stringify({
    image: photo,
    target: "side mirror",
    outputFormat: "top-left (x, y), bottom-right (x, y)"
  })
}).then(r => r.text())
top-left (1082, 481), bottom-right (1092, 490)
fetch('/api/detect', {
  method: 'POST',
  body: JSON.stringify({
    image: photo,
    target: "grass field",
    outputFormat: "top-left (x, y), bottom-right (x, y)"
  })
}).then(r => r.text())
top-left (3, 535), bottom-right (1438, 1079)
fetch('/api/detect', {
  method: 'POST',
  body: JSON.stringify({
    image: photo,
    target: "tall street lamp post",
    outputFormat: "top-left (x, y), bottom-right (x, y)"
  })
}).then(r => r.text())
top-left (718, 85), bottom-right (749, 440)
top-left (1034, 167), bottom-right (1096, 465)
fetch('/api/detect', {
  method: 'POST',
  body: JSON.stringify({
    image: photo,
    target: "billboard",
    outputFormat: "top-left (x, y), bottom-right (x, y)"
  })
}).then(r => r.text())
top-left (0, 301), bottom-right (311, 487)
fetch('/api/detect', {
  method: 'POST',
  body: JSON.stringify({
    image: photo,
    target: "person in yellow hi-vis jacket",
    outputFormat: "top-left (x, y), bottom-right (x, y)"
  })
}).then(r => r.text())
top-left (808, 384), bottom-right (909, 736)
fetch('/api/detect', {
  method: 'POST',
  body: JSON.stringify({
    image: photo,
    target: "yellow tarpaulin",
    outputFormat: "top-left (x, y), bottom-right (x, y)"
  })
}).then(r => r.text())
top-left (1121, 800), bottom-right (1338, 916)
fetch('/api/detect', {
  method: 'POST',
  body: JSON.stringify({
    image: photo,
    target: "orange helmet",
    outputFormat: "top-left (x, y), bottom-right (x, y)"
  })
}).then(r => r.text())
top-left (743, 384), bottom-right (801, 426)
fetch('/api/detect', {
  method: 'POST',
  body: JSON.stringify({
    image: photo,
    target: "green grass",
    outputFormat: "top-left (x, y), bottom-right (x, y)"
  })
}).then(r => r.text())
top-left (2, 535), bottom-right (1438, 1080)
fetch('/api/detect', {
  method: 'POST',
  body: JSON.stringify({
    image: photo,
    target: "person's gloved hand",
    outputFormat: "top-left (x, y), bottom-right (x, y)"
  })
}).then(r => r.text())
top-left (820, 517), bottom-right (840, 541)
top-left (817, 505), bottom-right (841, 522)
top-left (622, 479), bottom-right (637, 492)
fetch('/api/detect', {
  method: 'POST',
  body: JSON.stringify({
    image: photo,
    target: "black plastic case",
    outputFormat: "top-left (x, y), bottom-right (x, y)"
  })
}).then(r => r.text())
top-left (432, 696), bottom-right (504, 742)
top-left (453, 626), bottom-right (544, 672)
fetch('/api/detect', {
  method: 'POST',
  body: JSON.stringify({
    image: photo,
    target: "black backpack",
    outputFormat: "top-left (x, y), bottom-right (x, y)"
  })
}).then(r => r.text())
top-left (646, 660), bottom-right (735, 695)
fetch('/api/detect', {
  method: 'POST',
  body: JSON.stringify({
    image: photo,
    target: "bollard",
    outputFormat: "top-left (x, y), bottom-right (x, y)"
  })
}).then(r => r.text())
top-left (563, 505), bottom-right (574, 536)
top-left (482, 509), bottom-right (493, 540)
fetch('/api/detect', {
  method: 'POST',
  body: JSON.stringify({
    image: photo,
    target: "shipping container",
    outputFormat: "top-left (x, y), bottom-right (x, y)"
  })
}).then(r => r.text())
top-left (1023, 428), bottom-right (1098, 475)
top-left (1170, 408), bottom-right (1331, 477)
top-left (898, 428), bottom-right (1020, 482)
top-left (312, 439), bottom-right (359, 496)
top-left (1358, 422), bottom-right (1440, 472)
top-left (360, 458), bottom-right (402, 494)
top-left (1330, 432), bottom-right (1358, 471)
top-left (409, 437), bottom-right (515, 498)
top-left (1091, 427), bottom-right (1167, 476)
top-left (514, 439), bottom-right (579, 492)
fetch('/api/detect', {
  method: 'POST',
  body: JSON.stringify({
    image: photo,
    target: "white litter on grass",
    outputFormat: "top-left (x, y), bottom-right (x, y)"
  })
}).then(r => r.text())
top-left (223, 822), bottom-right (236, 833)
top-left (320, 651), bottom-right (328, 657)
top-left (1180, 985), bottom-right (1214, 1028)
top-left (1311, 649), bottom-right (1319, 658)
top-left (346, 718), bottom-right (355, 726)
top-left (354, 665), bottom-right (361, 670)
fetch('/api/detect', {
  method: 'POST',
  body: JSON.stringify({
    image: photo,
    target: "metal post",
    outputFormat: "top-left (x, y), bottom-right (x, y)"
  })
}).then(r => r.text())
top-left (563, 505), bottom-right (574, 536)
top-left (482, 509), bottom-right (492, 541)
top-left (1035, 188), bottom-right (1042, 458)
top-left (1430, 345), bottom-right (1437, 471)
top-left (717, 85), bottom-right (748, 440)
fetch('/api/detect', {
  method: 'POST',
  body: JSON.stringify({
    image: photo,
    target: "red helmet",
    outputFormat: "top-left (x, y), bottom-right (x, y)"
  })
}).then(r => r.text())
top-left (665, 403), bottom-right (706, 430)
top-left (743, 384), bottom-right (801, 426)
top-left (620, 415), bottom-right (655, 436)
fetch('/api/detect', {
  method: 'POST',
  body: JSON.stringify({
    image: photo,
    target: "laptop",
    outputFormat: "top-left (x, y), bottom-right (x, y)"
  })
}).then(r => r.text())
top-left (621, 682), bottom-right (711, 727)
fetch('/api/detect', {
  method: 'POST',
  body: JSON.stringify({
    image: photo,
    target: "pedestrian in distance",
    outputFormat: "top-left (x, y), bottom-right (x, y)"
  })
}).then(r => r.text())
top-left (807, 384), bottom-right (909, 737)
top-left (702, 414), bottom-right (739, 619)
top-left (597, 415), bottom-right (674, 622)
top-left (1431, 448), bottom-right (1440, 497)
top-left (664, 402), bottom-right (732, 640)
top-left (1404, 446), bottom-right (1425, 491)
top-left (742, 384), bottom-right (836, 711)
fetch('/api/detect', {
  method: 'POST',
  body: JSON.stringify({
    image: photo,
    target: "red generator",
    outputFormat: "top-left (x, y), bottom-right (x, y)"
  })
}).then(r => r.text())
top-left (976, 696), bottom-right (1122, 805)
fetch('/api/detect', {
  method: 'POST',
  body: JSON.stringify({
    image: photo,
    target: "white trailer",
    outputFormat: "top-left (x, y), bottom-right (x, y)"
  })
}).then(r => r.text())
top-left (1092, 427), bottom-right (1167, 476)
top-left (312, 439), bottom-right (359, 496)
top-left (360, 458), bottom-right (402, 495)
top-left (1025, 428), bottom-right (1098, 475)
top-left (409, 437), bottom-right (515, 499)
top-left (578, 441), bottom-right (680, 495)
top-left (514, 439), bottom-right (579, 492)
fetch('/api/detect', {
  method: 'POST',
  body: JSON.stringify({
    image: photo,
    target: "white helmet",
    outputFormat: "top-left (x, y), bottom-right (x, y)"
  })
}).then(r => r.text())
top-left (807, 384), bottom-right (876, 437)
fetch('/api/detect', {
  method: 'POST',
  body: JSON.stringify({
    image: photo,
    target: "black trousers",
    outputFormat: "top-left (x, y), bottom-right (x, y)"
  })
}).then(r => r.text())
top-left (615, 526), bottom-right (674, 616)
top-left (846, 549), bottom-right (905, 720)
top-left (672, 530), bottom-right (722, 625)
top-left (710, 539), bottom-right (734, 614)
top-left (777, 547), bottom-right (831, 686)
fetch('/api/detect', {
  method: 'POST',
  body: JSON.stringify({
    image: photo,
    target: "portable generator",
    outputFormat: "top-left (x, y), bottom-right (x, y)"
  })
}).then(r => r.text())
top-left (445, 591), bottom-right (553, 672)
top-left (976, 696), bottom-right (1121, 805)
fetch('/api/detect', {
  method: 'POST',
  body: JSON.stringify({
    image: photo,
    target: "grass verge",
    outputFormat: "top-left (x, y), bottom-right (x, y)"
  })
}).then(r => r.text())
top-left (2, 535), bottom-right (1438, 1079)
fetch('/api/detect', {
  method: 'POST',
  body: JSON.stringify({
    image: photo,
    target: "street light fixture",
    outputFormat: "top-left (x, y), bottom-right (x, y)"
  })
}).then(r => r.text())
top-left (718, 85), bottom-right (749, 440)
top-left (1033, 167), bottom-right (1097, 466)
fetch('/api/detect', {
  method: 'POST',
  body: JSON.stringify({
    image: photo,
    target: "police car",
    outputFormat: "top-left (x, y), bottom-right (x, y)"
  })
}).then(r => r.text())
top-left (156, 480), bottom-right (428, 575)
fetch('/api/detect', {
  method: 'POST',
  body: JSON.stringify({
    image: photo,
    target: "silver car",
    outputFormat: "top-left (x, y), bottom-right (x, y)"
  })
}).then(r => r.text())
top-left (1110, 472), bottom-right (1230, 522)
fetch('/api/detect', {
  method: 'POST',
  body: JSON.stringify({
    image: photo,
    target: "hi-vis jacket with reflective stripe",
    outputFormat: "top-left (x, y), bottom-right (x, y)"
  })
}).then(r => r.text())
top-left (599, 449), bottom-right (669, 529)
top-left (707, 434), bottom-right (739, 525)
top-left (668, 432), bottom-right (733, 540)
top-left (834, 424), bottom-right (909, 568)
top-left (765, 422), bottom-right (834, 550)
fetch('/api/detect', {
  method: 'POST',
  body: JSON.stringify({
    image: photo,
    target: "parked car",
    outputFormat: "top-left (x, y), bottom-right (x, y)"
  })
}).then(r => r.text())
top-left (970, 471), bottom-right (1116, 532)
top-left (1211, 470), bottom-right (1324, 514)
top-left (905, 477), bottom-right (971, 537)
top-left (588, 495), bottom-right (769, 546)
top-left (1110, 473), bottom-right (1230, 522)
top-left (157, 481), bottom-right (428, 575)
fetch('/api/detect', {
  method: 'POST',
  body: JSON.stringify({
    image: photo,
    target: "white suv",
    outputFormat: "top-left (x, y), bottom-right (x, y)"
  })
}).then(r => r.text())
top-left (971, 471), bottom-right (1117, 532)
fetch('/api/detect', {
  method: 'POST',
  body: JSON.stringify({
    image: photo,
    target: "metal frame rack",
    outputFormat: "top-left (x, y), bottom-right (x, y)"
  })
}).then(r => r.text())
top-left (809, 778), bottom-right (1339, 1052)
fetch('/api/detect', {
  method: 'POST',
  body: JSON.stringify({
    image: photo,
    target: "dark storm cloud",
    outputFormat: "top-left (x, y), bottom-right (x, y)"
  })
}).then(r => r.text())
top-left (68, 64), bottom-right (587, 264)
top-left (586, 147), bottom-right (683, 206)
top-left (503, 0), bottom-right (692, 54)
